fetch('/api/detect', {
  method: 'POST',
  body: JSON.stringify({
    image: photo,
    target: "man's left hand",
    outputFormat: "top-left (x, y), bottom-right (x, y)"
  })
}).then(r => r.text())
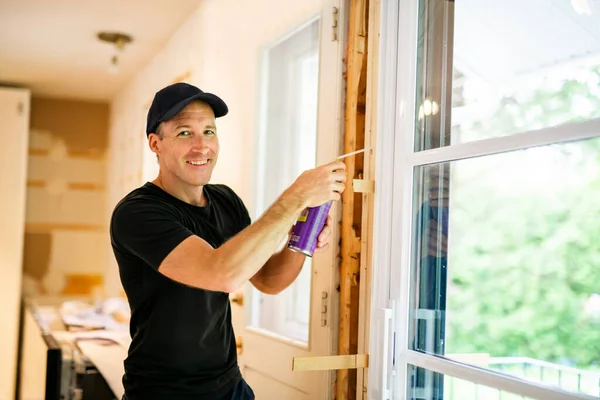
top-left (315, 214), bottom-right (333, 253)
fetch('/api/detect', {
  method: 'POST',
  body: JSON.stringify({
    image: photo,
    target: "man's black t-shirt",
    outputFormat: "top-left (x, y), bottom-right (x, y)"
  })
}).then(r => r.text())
top-left (110, 182), bottom-right (252, 400)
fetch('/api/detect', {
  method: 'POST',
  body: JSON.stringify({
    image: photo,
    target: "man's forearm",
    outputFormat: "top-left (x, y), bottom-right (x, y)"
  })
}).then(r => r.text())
top-left (208, 192), bottom-right (305, 292)
top-left (250, 248), bottom-right (306, 294)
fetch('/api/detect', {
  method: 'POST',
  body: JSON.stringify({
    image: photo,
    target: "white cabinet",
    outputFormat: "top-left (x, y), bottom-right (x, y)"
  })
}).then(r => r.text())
top-left (0, 87), bottom-right (30, 400)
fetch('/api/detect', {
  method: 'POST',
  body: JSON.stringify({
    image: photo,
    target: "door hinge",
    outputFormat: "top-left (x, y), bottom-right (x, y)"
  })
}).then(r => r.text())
top-left (320, 291), bottom-right (328, 326)
top-left (332, 6), bottom-right (339, 41)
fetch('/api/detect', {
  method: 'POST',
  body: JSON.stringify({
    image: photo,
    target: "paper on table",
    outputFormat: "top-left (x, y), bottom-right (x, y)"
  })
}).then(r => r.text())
top-left (53, 329), bottom-right (132, 348)
top-left (77, 340), bottom-right (126, 400)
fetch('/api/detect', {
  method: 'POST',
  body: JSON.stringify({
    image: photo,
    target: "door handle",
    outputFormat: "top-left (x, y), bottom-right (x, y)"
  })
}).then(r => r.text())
top-left (229, 292), bottom-right (244, 306)
top-left (379, 307), bottom-right (393, 400)
top-left (236, 336), bottom-right (243, 355)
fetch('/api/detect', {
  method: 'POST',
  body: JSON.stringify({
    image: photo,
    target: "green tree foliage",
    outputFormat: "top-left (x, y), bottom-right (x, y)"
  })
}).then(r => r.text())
top-left (445, 65), bottom-right (600, 368)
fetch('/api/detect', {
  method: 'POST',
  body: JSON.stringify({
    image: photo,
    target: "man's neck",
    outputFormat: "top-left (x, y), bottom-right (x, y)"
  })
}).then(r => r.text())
top-left (153, 173), bottom-right (206, 207)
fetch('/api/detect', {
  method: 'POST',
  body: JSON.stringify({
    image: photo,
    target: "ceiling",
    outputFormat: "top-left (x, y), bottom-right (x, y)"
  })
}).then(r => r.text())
top-left (0, 0), bottom-right (203, 102)
top-left (2, 0), bottom-right (599, 103)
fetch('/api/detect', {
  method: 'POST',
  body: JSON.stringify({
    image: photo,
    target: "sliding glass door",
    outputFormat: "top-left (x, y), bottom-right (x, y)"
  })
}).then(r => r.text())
top-left (370, 1), bottom-right (600, 399)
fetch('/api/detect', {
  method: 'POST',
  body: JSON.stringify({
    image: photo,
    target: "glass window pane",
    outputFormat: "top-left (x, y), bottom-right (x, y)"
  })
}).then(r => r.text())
top-left (408, 137), bottom-right (600, 397)
top-left (407, 364), bottom-right (536, 400)
top-left (414, 0), bottom-right (600, 151)
top-left (250, 19), bottom-right (320, 343)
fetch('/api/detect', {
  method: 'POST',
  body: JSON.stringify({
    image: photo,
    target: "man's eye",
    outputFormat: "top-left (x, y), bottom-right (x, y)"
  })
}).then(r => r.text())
top-left (178, 131), bottom-right (191, 137)
top-left (205, 130), bottom-right (216, 135)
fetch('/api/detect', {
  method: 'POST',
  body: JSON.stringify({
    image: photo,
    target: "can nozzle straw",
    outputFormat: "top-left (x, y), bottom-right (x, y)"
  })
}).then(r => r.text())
top-left (337, 148), bottom-right (366, 160)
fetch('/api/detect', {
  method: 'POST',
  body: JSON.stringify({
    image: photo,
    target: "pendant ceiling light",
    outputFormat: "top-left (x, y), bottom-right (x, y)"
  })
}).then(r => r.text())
top-left (97, 31), bottom-right (133, 74)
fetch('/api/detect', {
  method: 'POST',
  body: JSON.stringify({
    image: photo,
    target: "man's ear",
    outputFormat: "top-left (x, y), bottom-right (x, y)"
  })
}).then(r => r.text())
top-left (148, 133), bottom-right (161, 154)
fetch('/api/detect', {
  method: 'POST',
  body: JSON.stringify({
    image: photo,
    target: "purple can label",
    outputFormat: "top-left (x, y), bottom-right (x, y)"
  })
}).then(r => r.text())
top-left (287, 201), bottom-right (332, 257)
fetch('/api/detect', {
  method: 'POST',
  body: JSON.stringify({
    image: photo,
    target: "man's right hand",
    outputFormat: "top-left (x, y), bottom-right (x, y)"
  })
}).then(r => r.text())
top-left (285, 160), bottom-right (348, 209)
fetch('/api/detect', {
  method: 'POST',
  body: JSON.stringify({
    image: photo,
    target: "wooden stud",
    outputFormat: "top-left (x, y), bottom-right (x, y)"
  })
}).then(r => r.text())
top-left (25, 223), bottom-right (105, 233)
top-left (27, 180), bottom-right (105, 191)
top-left (357, 0), bottom-right (381, 396)
top-left (27, 180), bottom-right (45, 188)
top-left (339, 0), bottom-right (369, 398)
top-left (353, 236), bottom-right (362, 255)
top-left (28, 148), bottom-right (105, 160)
top-left (68, 182), bottom-right (106, 191)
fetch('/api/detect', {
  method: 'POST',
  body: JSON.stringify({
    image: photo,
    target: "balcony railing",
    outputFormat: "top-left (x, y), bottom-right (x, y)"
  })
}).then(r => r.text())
top-left (443, 356), bottom-right (600, 399)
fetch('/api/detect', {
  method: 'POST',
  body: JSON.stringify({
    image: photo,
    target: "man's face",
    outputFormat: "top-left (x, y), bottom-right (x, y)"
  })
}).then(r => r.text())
top-left (149, 101), bottom-right (219, 187)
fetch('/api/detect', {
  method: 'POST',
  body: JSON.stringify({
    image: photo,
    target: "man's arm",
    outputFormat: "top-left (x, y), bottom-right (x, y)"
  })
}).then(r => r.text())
top-left (250, 214), bottom-right (333, 294)
top-left (157, 161), bottom-right (346, 293)
top-left (250, 248), bottom-right (306, 295)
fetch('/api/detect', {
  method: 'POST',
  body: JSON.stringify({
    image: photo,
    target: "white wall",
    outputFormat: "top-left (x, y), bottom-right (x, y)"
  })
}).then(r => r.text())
top-left (107, 0), bottom-right (326, 296)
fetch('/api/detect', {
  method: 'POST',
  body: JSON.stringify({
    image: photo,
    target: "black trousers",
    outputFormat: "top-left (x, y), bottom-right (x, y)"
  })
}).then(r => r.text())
top-left (122, 378), bottom-right (255, 400)
top-left (218, 378), bottom-right (255, 399)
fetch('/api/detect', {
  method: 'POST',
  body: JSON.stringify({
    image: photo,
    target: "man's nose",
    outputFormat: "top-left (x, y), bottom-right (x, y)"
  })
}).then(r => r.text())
top-left (190, 135), bottom-right (210, 152)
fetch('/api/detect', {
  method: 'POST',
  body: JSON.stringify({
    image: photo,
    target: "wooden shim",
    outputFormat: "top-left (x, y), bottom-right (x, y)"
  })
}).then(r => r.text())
top-left (292, 354), bottom-right (369, 372)
top-left (352, 179), bottom-right (374, 193)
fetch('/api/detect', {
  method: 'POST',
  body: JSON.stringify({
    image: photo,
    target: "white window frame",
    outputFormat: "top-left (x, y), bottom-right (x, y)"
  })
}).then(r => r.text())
top-left (367, 1), bottom-right (600, 399)
top-left (249, 17), bottom-right (321, 345)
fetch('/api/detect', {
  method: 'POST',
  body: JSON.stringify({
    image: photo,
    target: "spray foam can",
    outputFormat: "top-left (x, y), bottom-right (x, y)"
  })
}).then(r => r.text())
top-left (287, 200), bottom-right (332, 257)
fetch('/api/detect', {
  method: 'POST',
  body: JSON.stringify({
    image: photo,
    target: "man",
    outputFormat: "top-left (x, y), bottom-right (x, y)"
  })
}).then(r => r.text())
top-left (110, 82), bottom-right (347, 400)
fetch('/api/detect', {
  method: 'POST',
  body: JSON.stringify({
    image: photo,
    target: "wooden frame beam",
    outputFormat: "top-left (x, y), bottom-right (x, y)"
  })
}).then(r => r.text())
top-left (356, 0), bottom-right (381, 396)
top-left (338, 0), bottom-right (370, 398)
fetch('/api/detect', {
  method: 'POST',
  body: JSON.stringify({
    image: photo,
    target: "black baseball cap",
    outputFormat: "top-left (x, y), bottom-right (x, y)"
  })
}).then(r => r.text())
top-left (145, 82), bottom-right (228, 136)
